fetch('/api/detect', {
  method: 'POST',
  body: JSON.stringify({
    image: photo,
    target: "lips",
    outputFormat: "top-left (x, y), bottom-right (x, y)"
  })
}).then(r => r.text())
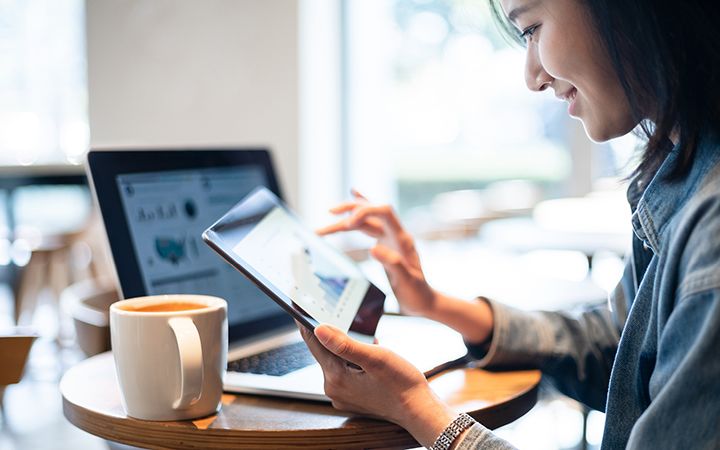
top-left (556, 87), bottom-right (577, 103)
top-left (557, 87), bottom-right (579, 116)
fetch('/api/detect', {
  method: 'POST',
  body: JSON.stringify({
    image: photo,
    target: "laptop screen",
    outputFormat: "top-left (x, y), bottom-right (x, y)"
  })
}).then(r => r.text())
top-left (115, 166), bottom-right (282, 327)
top-left (87, 149), bottom-right (294, 343)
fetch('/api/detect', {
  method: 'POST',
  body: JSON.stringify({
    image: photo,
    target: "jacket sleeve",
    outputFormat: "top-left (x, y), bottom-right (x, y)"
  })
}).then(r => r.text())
top-left (453, 288), bottom-right (720, 449)
top-left (450, 270), bottom-right (630, 449)
top-left (464, 261), bottom-right (633, 411)
top-left (454, 423), bottom-right (518, 449)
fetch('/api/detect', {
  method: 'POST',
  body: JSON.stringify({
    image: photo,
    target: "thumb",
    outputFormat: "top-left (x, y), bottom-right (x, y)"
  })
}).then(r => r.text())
top-left (371, 244), bottom-right (410, 275)
top-left (315, 324), bottom-right (381, 370)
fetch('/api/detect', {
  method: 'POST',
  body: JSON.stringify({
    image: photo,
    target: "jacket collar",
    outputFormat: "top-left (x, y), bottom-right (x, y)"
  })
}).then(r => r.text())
top-left (628, 132), bottom-right (720, 254)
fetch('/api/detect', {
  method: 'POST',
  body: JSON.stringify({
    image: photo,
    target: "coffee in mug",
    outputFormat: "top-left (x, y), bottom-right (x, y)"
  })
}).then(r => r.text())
top-left (110, 295), bottom-right (227, 421)
top-left (119, 302), bottom-right (208, 313)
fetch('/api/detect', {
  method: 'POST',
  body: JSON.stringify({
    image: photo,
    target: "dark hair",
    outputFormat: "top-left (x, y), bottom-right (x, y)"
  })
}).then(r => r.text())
top-left (489, 0), bottom-right (720, 181)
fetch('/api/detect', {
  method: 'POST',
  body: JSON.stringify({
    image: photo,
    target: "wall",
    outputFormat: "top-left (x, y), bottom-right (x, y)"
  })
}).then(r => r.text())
top-left (85, 0), bottom-right (300, 207)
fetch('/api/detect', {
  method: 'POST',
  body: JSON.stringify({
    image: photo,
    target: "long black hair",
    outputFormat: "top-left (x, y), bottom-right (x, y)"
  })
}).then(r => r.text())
top-left (489, 0), bottom-right (720, 181)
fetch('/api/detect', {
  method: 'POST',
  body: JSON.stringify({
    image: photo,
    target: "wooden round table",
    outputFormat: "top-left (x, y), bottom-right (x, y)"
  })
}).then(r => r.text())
top-left (61, 352), bottom-right (540, 449)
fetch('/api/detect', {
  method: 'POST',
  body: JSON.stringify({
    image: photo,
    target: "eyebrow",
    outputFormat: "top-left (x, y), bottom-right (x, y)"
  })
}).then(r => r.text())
top-left (507, 1), bottom-right (539, 25)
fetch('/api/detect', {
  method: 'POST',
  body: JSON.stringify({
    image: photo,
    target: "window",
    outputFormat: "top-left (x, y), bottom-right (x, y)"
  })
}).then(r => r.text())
top-left (343, 0), bottom-right (629, 225)
top-left (0, 0), bottom-right (88, 165)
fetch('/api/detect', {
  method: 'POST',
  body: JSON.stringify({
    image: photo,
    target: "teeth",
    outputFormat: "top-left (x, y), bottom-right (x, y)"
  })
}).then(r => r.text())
top-left (557, 88), bottom-right (576, 103)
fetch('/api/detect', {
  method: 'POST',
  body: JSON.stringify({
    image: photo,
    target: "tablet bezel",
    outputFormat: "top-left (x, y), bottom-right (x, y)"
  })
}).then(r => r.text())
top-left (86, 148), bottom-right (297, 342)
top-left (202, 186), bottom-right (386, 337)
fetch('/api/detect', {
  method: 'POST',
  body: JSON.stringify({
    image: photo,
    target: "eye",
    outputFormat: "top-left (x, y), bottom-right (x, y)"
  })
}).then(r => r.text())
top-left (520, 24), bottom-right (540, 44)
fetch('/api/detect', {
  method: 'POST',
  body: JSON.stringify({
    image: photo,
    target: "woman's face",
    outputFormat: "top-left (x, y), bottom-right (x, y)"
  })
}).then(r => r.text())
top-left (500, 0), bottom-right (637, 142)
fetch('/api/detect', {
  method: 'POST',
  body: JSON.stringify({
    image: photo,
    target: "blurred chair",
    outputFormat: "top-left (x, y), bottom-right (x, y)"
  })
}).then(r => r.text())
top-left (479, 191), bottom-right (631, 450)
top-left (417, 180), bottom-right (542, 240)
top-left (480, 191), bottom-right (632, 269)
top-left (0, 330), bottom-right (37, 421)
top-left (12, 210), bottom-right (115, 327)
top-left (61, 278), bottom-right (119, 357)
top-left (11, 230), bottom-right (79, 325)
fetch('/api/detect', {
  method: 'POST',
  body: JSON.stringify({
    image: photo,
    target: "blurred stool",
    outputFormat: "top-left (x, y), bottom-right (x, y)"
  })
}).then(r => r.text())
top-left (60, 278), bottom-right (119, 357)
top-left (0, 329), bottom-right (37, 423)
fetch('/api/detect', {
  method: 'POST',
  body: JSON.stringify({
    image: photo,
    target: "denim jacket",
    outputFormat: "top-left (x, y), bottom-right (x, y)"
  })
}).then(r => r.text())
top-left (456, 133), bottom-right (720, 449)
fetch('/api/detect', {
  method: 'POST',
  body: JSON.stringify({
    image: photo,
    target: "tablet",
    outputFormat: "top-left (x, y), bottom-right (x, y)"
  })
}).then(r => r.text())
top-left (202, 186), bottom-right (386, 338)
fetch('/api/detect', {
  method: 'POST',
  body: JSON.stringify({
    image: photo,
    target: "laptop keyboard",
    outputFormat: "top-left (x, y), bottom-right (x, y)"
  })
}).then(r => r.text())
top-left (227, 341), bottom-right (317, 377)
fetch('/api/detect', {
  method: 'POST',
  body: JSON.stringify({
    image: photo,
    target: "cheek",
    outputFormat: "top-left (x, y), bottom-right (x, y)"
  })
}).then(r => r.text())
top-left (523, 1), bottom-right (638, 141)
top-left (537, 28), bottom-right (636, 140)
top-left (535, 23), bottom-right (584, 83)
top-left (578, 60), bottom-right (637, 137)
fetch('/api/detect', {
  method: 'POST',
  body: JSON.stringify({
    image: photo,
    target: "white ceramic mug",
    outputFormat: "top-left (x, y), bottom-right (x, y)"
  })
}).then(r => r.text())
top-left (110, 295), bottom-right (227, 421)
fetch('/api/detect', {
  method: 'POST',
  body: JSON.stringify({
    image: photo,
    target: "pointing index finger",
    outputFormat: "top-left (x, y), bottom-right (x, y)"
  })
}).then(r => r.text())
top-left (329, 201), bottom-right (362, 214)
top-left (315, 220), bottom-right (350, 236)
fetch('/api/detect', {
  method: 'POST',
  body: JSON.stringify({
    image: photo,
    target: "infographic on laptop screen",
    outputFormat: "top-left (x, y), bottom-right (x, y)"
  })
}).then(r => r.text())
top-left (116, 166), bottom-right (282, 325)
top-left (231, 206), bottom-right (371, 332)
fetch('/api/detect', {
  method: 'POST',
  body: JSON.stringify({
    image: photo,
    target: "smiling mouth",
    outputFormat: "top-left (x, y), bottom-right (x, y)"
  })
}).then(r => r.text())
top-left (560, 87), bottom-right (579, 116)
top-left (557, 87), bottom-right (577, 103)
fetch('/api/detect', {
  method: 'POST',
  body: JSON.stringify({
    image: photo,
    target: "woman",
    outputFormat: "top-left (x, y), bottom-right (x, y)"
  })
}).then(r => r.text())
top-left (299, 0), bottom-right (720, 448)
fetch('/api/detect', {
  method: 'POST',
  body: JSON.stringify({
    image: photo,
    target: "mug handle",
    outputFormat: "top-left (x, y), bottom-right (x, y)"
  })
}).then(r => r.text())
top-left (169, 317), bottom-right (204, 410)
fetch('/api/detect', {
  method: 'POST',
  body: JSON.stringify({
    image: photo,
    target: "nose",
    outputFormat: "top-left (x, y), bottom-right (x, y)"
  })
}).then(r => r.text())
top-left (524, 45), bottom-right (553, 92)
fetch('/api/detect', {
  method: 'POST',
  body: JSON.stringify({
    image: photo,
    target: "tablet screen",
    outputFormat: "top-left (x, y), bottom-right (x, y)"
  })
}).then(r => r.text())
top-left (204, 187), bottom-right (385, 336)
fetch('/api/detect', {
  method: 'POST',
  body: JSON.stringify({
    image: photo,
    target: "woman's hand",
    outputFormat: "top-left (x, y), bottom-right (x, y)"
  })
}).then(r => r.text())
top-left (318, 190), bottom-right (495, 345)
top-left (298, 322), bottom-right (456, 447)
top-left (316, 189), bottom-right (437, 316)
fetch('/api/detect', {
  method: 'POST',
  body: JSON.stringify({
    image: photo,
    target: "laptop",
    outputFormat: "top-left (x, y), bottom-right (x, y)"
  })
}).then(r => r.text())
top-left (86, 148), bottom-right (468, 401)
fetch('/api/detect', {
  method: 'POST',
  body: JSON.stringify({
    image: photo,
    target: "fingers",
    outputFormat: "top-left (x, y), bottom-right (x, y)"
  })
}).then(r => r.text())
top-left (350, 188), bottom-right (368, 201)
top-left (358, 219), bottom-right (385, 238)
top-left (349, 205), bottom-right (403, 233)
top-left (314, 324), bottom-right (382, 371)
top-left (318, 190), bottom-right (401, 241)
top-left (317, 204), bottom-right (402, 237)
top-left (329, 201), bottom-right (362, 215)
top-left (328, 189), bottom-right (369, 214)
top-left (315, 212), bottom-right (385, 237)
top-left (315, 220), bottom-right (352, 236)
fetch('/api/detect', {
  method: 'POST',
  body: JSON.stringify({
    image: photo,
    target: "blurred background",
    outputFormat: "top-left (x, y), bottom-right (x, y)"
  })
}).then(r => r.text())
top-left (0, 1), bottom-right (642, 449)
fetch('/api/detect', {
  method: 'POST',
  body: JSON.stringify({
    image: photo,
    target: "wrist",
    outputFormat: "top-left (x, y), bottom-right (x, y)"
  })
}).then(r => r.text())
top-left (394, 388), bottom-right (456, 448)
top-left (401, 285), bottom-right (442, 318)
top-left (423, 293), bottom-right (495, 345)
top-left (422, 289), bottom-right (448, 321)
top-left (465, 297), bottom-right (494, 345)
top-left (430, 413), bottom-right (477, 450)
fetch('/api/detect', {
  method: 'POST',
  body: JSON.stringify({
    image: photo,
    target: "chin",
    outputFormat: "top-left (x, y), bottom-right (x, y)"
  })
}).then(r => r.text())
top-left (578, 117), bottom-right (637, 143)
